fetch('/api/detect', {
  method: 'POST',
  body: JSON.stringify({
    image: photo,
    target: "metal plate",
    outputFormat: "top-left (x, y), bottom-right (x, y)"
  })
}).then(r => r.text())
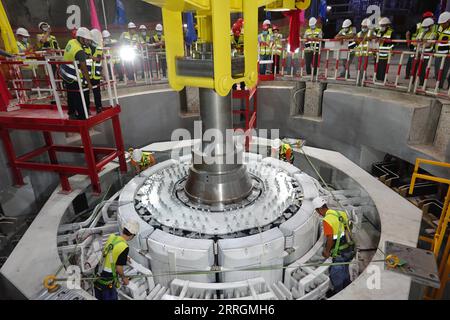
top-left (384, 241), bottom-right (440, 289)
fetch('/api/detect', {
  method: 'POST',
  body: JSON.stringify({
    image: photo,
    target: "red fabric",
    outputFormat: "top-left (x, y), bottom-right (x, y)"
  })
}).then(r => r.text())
top-left (0, 71), bottom-right (11, 111)
top-left (283, 10), bottom-right (301, 53)
top-left (323, 220), bottom-right (333, 237)
top-left (89, 0), bottom-right (102, 30)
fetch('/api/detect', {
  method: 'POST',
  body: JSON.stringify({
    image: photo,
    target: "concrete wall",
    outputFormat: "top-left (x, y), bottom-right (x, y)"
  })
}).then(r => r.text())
top-left (257, 82), bottom-right (450, 179)
top-left (0, 88), bottom-right (198, 217)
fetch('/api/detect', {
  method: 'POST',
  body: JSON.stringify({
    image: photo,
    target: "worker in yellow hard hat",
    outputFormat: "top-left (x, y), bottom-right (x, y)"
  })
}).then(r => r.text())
top-left (94, 220), bottom-right (139, 300)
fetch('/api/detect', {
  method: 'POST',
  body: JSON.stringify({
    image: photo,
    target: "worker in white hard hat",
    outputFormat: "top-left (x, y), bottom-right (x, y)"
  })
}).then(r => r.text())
top-left (138, 25), bottom-right (150, 44)
top-left (120, 22), bottom-right (139, 45)
top-left (435, 12), bottom-right (450, 89)
top-left (263, 19), bottom-right (273, 35)
top-left (36, 22), bottom-right (59, 51)
top-left (15, 28), bottom-right (31, 54)
top-left (335, 19), bottom-right (357, 78)
top-left (94, 219), bottom-right (140, 300)
top-left (119, 22), bottom-right (140, 82)
top-left (84, 29), bottom-right (104, 114)
top-left (102, 30), bottom-right (124, 82)
top-left (150, 23), bottom-right (167, 78)
top-left (374, 17), bottom-right (395, 81)
top-left (354, 19), bottom-right (375, 85)
top-left (312, 197), bottom-right (354, 294)
top-left (414, 17), bottom-right (437, 86)
top-left (304, 17), bottom-right (323, 76)
top-left (59, 27), bottom-right (93, 120)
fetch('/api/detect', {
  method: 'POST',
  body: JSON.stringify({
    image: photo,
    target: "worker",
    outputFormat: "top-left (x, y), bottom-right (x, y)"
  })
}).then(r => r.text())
top-left (313, 197), bottom-right (354, 294)
top-left (416, 18), bottom-right (437, 86)
top-left (129, 148), bottom-right (156, 173)
top-left (15, 28), bottom-right (32, 54)
top-left (375, 17), bottom-right (394, 81)
top-left (102, 30), bottom-right (123, 82)
top-left (335, 19), bottom-right (357, 78)
top-left (139, 25), bottom-right (151, 44)
top-left (94, 220), bottom-right (140, 300)
top-left (150, 24), bottom-right (166, 78)
top-left (435, 12), bottom-right (450, 89)
top-left (279, 142), bottom-right (294, 164)
top-left (272, 25), bottom-right (283, 74)
top-left (86, 29), bottom-right (104, 114)
top-left (231, 21), bottom-right (245, 90)
top-left (355, 19), bottom-right (374, 85)
top-left (304, 17), bottom-right (323, 76)
top-left (36, 22), bottom-right (59, 51)
top-left (263, 19), bottom-right (272, 36)
top-left (120, 22), bottom-right (140, 45)
top-left (258, 23), bottom-right (273, 75)
top-left (59, 27), bottom-right (93, 120)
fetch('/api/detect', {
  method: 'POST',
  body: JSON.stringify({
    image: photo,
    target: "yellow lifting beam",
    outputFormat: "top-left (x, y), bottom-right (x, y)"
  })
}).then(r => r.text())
top-left (142, 0), bottom-right (310, 96)
top-left (0, 0), bottom-right (18, 54)
top-left (408, 158), bottom-right (450, 299)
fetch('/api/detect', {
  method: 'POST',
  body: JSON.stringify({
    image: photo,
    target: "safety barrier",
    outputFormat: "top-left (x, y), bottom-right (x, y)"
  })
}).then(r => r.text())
top-left (272, 38), bottom-right (450, 100)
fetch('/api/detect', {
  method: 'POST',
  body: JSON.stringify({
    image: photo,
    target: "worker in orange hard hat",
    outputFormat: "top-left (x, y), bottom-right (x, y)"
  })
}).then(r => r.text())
top-left (271, 24), bottom-right (283, 74)
top-left (231, 21), bottom-right (245, 90)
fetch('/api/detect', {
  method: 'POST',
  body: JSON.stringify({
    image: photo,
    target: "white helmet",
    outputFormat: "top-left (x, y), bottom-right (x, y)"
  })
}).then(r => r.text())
top-left (123, 220), bottom-right (140, 235)
top-left (342, 19), bottom-right (352, 28)
top-left (263, 19), bottom-right (271, 26)
top-left (76, 27), bottom-right (93, 41)
top-left (309, 17), bottom-right (317, 27)
top-left (361, 18), bottom-right (369, 27)
top-left (16, 27), bottom-right (30, 37)
top-left (102, 30), bottom-right (111, 38)
top-left (139, 24), bottom-right (147, 30)
top-left (155, 23), bottom-right (163, 32)
top-left (379, 17), bottom-right (391, 25)
top-left (422, 18), bottom-right (434, 28)
top-left (131, 149), bottom-right (143, 162)
top-left (438, 11), bottom-right (450, 24)
top-left (128, 22), bottom-right (137, 29)
top-left (312, 197), bottom-right (327, 210)
top-left (38, 22), bottom-right (50, 31)
top-left (90, 29), bottom-right (103, 47)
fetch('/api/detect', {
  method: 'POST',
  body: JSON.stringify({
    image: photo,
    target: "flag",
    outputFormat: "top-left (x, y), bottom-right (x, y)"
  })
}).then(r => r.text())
top-left (115, 0), bottom-right (127, 25)
top-left (89, 0), bottom-right (101, 30)
top-left (283, 10), bottom-right (300, 53)
top-left (319, 0), bottom-right (327, 21)
top-left (184, 12), bottom-right (197, 45)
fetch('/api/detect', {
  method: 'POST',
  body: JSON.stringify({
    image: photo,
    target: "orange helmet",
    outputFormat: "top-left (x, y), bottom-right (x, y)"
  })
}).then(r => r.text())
top-left (232, 22), bottom-right (241, 36)
top-left (422, 11), bottom-right (434, 19)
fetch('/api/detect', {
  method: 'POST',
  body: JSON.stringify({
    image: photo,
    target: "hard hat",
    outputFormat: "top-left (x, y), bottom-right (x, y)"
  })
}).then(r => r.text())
top-left (102, 30), bottom-right (111, 38)
top-left (342, 19), bottom-right (352, 28)
top-left (423, 11), bottom-right (434, 19)
top-left (312, 197), bottom-right (327, 210)
top-left (128, 22), bottom-right (137, 29)
top-left (76, 27), bottom-right (93, 41)
top-left (123, 220), bottom-right (140, 235)
top-left (90, 29), bottom-right (103, 46)
top-left (361, 18), bottom-right (369, 27)
top-left (263, 19), bottom-right (271, 26)
top-left (379, 17), bottom-right (391, 25)
top-left (309, 17), bottom-right (317, 27)
top-left (422, 18), bottom-right (434, 28)
top-left (139, 24), bottom-right (147, 30)
top-left (438, 12), bottom-right (450, 24)
top-left (236, 18), bottom-right (244, 26)
top-left (38, 22), bottom-right (49, 30)
top-left (132, 149), bottom-right (143, 162)
top-left (16, 27), bottom-right (30, 37)
top-left (156, 23), bottom-right (163, 31)
top-left (272, 24), bottom-right (279, 31)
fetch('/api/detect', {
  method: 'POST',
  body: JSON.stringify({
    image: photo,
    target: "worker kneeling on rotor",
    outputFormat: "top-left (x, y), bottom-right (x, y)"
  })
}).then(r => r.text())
top-left (94, 220), bottom-right (139, 300)
top-left (313, 197), bottom-right (355, 294)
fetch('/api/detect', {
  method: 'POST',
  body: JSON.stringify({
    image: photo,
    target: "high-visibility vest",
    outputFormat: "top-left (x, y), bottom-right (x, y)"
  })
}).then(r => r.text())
top-left (231, 34), bottom-right (244, 55)
top-left (96, 234), bottom-right (128, 286)
top-left (304, 27), bottom-right (322, 51)
top-left (121, 32), bottom-right (139, 45)
top-left (376, 27), bottom-right (394, 60)
top-left (60, 39), bottom-right (88, 84)
top-left (323, 209), bottom-right (349, 240)
top-left (258, 33), bottom-right (272, 56)
top-left (355, 30), bottom-right (373, 57)
top-left (37, 33), bottom-right (59, 50)
top-left (436, 26), bottom-right (450, 54)
top-left (88, 47), bottom-right (103, 80)
top-left (417, 29), bottom-right (437, 59)
top-left (337, 28), bottom-right (357, 50)
top-left (279, 143), bottom-right (294, 163)
top-left (153, 34), bottom-right (165, 44)
top-left (139, 34), bottom-right (151, 44)
top-left (273, 34), bottom-right (283, 56)
top-left (16, 40), bottom-right (31, 54)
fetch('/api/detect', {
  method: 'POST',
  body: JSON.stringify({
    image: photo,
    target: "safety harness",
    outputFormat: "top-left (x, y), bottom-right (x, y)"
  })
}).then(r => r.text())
top-left (95, 235), bottom-right (126, 288)
top-left (326, 210), bottom-right (355, 258)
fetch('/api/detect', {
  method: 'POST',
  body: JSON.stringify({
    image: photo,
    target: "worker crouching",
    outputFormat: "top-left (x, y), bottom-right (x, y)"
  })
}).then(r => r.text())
top-left (94, 220), bottom-right (140, 300)
top-left (313, 197), bottom-right (355, 294)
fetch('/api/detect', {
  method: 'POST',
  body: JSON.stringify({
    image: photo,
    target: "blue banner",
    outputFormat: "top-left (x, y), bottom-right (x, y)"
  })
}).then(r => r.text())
top-left (319, 0), bottom-right (327, 21)
top-left (184, 12), bottom-right (197, 45)
top-left (115, 0), bottom-right (127, 25)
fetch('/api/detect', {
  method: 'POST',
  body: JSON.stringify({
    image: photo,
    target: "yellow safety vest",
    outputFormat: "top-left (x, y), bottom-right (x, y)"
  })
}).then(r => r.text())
top-left (37, 33), bottom-right (59, 50)
top-left (323, 209), bottom-right (349, 240)
top-left (436, 26), bottom-right (450, 54)
top-left (355, 30), bottom-right (373, 57)
top-left (231, 34), bottom-right (244, 55)
top-left (102, 234), bottom-right (128, 274)
top-left (153, 34), bottom-right (165, 43)
top-left (376, 27), bottom-right (394, 60)
top-left (417, 29), bottom-right (437, 59)
top-left (279, 143), bottom-right (294, 163)
top-left (17, 40), bottom-right (31, 54)
top-left (304, 27), bottom-right (322, 51)
top-left (60, 39), bottom-right (87, 84)
top-left (121, 32), bottom-right (139, 45)
top-left (139, 34), bottom-right (151, 44)
top-left (87, 47), bottom-right (103, 80)
top-left (337, 28), bottom-right (356, 49)
top-left (258, 33), bottom-right (272, 56)
top-left (273, 33), bottom-right (283, 56)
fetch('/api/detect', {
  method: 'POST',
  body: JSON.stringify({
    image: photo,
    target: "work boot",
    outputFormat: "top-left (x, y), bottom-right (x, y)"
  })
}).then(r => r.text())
top-left (96, 107), bottom-right (103, 114)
